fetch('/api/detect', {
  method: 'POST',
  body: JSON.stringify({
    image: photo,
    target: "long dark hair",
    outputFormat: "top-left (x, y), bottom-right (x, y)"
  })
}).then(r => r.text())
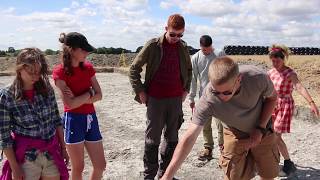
top-left (59, 33), bottom-right (84, 76)
top-left (10, 48), bottom-right (51, 100)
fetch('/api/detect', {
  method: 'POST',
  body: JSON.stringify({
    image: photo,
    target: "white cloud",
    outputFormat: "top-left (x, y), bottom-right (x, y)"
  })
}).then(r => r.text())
top-left (165, 0), bottom-right (320, 48)
top-left (180, 0), bottom-right (239, 17)
top-left (0, 0), bottom-right (319, 51)
top-left (71, 1), bottom-right (80, 8)
top-left (159, 1), bottom-right (172, 9)
top-left (75, 7), bottom-right (97, 16)
top-left (1, 7), bottom-right (15, 14)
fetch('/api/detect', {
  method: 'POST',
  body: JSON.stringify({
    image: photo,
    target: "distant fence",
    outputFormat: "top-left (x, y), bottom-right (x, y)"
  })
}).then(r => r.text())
top-left (223, 45), bottom-right (320, 55)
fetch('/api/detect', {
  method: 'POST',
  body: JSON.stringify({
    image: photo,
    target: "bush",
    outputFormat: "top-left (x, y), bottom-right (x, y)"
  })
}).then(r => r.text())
top-left (8, 47), bottom-right (15, 53)
top-left (95, 47), bottom-right (131, 54)
top-left (136, 46), bottom-right (143, 53)
top-left (0, 50), bottom-right (6, 57)
top-left (44, 49), bottom-right (56, 55)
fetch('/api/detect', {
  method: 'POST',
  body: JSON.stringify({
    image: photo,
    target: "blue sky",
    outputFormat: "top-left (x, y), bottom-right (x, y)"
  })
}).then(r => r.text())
top-left (0, 0), bottom-right (319, 52)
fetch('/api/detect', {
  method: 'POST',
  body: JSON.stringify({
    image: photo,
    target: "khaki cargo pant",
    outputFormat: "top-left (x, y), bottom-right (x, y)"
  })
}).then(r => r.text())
top-left (202, 118), bottom-right (224, 149)
top-left (219, 127), bottom-right (280, 180)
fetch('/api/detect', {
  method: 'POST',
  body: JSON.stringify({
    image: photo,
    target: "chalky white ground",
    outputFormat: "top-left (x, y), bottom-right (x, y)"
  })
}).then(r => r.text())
top-left (0, 73), bottom-right (319, 180)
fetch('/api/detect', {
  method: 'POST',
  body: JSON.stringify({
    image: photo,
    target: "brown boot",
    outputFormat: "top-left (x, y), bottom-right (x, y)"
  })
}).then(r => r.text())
top-left (198, 147), bottom-right (213, 161)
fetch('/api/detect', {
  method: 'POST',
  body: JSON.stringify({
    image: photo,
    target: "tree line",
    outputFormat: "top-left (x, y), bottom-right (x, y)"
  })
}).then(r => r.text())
top-left (0, 45), bottom-right (199, 57)
top-left (0, 47), bottom-right (135, 57)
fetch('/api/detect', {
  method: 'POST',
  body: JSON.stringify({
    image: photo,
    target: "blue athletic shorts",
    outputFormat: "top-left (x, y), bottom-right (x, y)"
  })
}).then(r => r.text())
top-left (63, 112), bottom-right (102, 144)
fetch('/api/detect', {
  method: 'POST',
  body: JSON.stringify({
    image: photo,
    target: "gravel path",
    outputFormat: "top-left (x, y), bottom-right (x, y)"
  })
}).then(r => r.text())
top-left (0, 73), bottom-right (319, 180)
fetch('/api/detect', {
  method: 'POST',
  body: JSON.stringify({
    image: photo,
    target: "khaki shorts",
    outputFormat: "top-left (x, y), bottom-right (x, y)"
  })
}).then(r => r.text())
top-left (219, 128), bottom-right (280, 180)
top-left (21, 152), bottom-right (60, 180)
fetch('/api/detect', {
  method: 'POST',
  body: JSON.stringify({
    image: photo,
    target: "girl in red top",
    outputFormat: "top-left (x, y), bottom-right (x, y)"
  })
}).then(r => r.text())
top-left (268, 44), bottom-right (319, 177)
top-left (53, 32), bottom-right (106, 180)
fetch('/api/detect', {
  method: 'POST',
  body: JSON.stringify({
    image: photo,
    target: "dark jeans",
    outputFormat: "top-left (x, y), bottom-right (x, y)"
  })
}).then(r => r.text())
top-left (143, 96), bottom-right (184, 179)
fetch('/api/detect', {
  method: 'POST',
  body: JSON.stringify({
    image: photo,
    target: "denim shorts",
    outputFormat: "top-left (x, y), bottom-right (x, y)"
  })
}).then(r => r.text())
top-left (63, 112), bottom-right (102, 144)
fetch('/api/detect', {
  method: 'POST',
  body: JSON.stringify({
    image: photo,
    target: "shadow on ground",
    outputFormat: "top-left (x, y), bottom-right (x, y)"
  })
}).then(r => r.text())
top-left (279, 165), bottom-right (320, 180)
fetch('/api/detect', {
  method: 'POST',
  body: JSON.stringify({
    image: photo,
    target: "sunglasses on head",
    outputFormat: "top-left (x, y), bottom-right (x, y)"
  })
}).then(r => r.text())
top-left (169, 32), bottom-right (183, 38)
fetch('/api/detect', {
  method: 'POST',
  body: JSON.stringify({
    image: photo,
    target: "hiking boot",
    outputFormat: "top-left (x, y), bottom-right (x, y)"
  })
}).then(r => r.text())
top-left (198, 147), bottom-right (213, 161)
top-left (279, 160), bottom-right (297, 177)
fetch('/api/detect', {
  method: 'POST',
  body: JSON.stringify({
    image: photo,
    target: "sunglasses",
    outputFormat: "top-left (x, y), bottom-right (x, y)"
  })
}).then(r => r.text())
top-left (169, 32), bottom-right (183, 38)
top-left (211, 78), bottom-right (238, 96)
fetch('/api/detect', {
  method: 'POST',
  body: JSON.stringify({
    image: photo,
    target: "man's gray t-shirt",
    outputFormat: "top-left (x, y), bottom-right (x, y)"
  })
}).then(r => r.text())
top-left (192, 65), bottom-right (275, 133)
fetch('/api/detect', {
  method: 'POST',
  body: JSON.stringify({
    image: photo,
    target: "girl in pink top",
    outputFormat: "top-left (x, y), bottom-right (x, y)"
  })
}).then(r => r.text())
top-left (268, 44), bottom-right (319, 177)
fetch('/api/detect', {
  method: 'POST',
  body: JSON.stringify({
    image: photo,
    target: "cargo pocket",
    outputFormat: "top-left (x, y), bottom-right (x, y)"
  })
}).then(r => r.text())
top-left (219, 152), bottom-right (233, 179)
top-left (219, 150), bottom-right (254, 180)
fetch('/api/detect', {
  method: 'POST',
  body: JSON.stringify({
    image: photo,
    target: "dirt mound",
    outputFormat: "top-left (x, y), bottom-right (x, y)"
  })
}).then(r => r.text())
top-left (0, 53), bottom-right (137, 72)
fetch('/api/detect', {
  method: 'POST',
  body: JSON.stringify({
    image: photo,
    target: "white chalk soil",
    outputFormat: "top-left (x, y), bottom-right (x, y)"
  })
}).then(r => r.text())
top-left (0, 73), bottom-right (319, 180)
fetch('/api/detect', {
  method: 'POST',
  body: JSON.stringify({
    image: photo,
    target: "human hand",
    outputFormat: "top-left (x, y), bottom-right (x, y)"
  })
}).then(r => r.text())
top-left (248, 129), bottom-right (263, 148)
top-left (11, 164), bottom-right (24, 180)
top-left (310, 103), bottom-right (319, 117)
top-left (61, 147), bottom-right (69, 165)
top-left (139, 91), bottom-right (148, 104)
top-left (63, 87), bottom-right (74, 98)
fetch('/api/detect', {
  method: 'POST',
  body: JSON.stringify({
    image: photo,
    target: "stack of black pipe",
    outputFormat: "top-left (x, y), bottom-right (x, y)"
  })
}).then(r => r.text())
top-left (223, 45), bottom-right (320, 55)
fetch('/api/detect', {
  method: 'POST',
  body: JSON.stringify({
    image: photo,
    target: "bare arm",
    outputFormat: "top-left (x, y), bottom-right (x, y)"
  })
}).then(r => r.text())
top-left (161, 123), bottom-right (203, 180)
top-left (290, 74), bottom-right (319, 117)
top-left (248, 90), bottom-right (278, 148)
top-left (55, 79), bottom-right (91, 109)
top-left (4, 148), bottom-right (24, 179)
top-left (86, 75), bottom-right (102, 104)
top-left (250, 74), bottom-right (278, 148)
top-left (258, 90), bottom-right (278, 128)
top-left (56, 126), bottom-right (65, 148)
top-left (56, 126), bottom-right (69, 164)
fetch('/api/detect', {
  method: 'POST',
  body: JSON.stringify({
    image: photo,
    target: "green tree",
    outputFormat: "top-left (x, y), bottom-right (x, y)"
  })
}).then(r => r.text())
top-left (13, 49), bottom-right (21, 57)
top-left (136, 46), bottom-right (143, 53)
top-left (44, 49), bottom-right (56, 55)
top-left (0, 50), bottom-right (6, 57)
top-left (8, 47), bottom-right (15, 53)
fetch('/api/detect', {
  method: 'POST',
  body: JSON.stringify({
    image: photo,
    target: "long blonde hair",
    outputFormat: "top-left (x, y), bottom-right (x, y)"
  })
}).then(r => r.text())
top-left (10, 48), bottom-right (51, 100)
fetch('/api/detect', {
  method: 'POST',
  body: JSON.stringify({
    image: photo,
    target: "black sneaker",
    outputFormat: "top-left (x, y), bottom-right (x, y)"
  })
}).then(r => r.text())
top-left (279, 160), bottom-right (297, 177)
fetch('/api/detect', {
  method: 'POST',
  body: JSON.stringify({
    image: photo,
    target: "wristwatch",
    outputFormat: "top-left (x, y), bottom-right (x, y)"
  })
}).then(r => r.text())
top-left (255, 126), bottom-right (267, 135)
top-left (88, 88), bottom-right (95, 98)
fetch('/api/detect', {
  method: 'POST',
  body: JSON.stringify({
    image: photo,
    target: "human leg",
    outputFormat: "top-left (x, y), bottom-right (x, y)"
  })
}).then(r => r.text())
top-left (219, 128), bottom-right (255, 180)
top-left (158, 97), bottom-right (182, 177)
top-left (198, 118), bottom-right (214, 161)
top-left (85, 141), bottom-right (106, 180)
top-left (144, 97), bottom-right (166, 179)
